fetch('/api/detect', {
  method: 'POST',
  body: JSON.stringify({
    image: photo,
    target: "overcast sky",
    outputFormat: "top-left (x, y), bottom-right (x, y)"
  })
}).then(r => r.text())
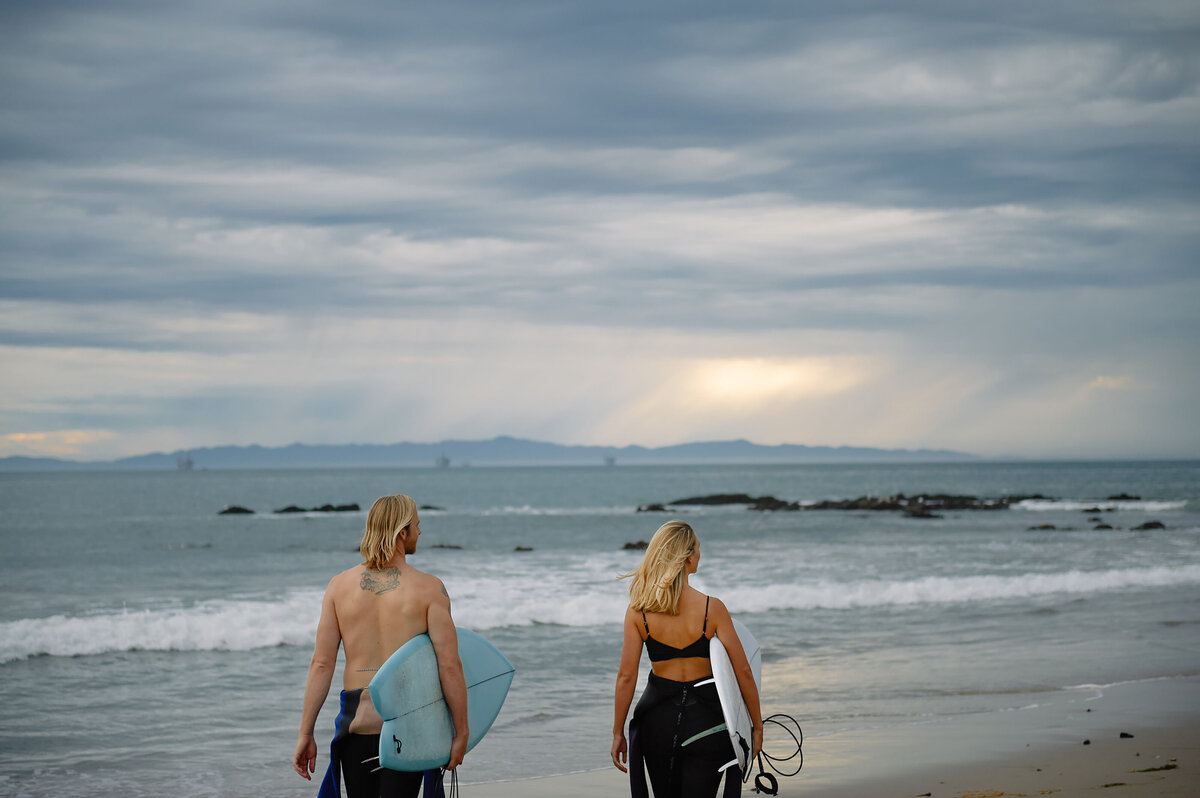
top-left (1, 0), bottom-right (1197, 461)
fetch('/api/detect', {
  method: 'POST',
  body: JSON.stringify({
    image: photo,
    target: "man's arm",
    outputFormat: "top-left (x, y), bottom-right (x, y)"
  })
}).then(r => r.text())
top-left (293, 581), bottom-right (341, 780)
top-left (427, 578), bottom-right (469, 770)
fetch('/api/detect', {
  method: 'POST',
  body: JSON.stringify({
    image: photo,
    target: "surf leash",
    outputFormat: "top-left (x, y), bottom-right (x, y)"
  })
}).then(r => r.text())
top-left (441, 768), bottom-right (458, 796)
top-left (749, 713), bottom-right (803, 795)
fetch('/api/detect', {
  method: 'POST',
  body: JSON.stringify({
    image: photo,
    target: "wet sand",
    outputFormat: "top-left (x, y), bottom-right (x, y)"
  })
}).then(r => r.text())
top-left (474, 675), bottom-right (1198, 797)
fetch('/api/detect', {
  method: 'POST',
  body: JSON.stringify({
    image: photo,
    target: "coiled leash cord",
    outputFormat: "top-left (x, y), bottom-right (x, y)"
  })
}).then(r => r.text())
top-left (441, 766), bottom-right (459, 798)
top-left (749, 713), bottom-right (803, 795)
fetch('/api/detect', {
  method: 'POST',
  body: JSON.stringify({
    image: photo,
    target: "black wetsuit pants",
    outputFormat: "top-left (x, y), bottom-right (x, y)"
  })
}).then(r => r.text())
top-left (341, 734), bottom-right (423, 798)
top-left (629, 673), bottom-right (739, 798)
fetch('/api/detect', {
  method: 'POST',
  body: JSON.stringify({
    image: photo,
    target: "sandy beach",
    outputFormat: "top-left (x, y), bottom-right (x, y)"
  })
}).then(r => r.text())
top-left (476, 675), bottom-right (1199, 797)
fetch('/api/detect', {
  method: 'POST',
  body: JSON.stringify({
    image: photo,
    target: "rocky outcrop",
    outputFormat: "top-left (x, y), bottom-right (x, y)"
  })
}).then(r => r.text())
top-left (748, 496), bottom-right (801, 511)
top-left (1107, 494), bottom-right (1141, 501)
top-left (1133, 521), bottom-right (1165, 530)
top-left (274, 503), bottom-right (360, 514)
top-left (667, 493), bottom-right (760, 505)
top-left (623, 540), bottom-right (649, 550)
top-left (639, 492), bottom-right (1054, 514)
top-left (218, 505), bottom-right (254, 515)
top-left (806, 494), bottom-right (1047, 512)
top-left (661, 493), bottom-right (799, 511)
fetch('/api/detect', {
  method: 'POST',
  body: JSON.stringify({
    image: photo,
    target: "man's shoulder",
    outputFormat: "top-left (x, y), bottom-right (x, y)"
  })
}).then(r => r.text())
top-left (326, 562), bottom-right (367, 590)
top-left (404, 564), bottom-right (447, 591)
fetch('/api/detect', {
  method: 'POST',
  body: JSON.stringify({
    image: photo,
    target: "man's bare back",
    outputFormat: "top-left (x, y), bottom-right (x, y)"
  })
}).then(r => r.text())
top-left (329, 561), bottom-right (451, 733)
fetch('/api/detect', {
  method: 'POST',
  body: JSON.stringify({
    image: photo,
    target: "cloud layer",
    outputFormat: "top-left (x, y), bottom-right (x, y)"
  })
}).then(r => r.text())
top-left (2, 1), bottom-right (1198, 459)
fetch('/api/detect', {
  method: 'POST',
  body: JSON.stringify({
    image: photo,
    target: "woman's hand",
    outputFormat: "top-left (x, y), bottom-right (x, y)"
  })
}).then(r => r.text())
top-left (611, 731), bottom-right (628, 772)
top-left (752, 723), bottom-right (764, 760)
top-left (293, 732), bottom-right (317, 779)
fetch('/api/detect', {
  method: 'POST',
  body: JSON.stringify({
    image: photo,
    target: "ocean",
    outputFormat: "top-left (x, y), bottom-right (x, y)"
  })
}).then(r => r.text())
top-left (1, 461), bottom-right (1197, 796)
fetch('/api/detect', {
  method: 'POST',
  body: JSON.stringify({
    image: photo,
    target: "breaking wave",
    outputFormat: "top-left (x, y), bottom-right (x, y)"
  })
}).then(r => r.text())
top-left (4, 563), bottom-right (1198, 663)
top-left (1015, 499), bottom-right (1187, 512)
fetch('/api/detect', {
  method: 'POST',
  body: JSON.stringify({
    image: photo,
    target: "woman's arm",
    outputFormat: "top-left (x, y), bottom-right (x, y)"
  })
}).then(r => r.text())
top-left (710, 597), bottom-right (764, 759)
top-left (294, 580), bottom-right (342, 780)
top-left (611, 606), bottom-right (644, 772)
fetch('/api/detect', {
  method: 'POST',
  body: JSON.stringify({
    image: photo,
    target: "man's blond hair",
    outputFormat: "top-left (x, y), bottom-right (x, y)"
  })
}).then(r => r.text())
top-left (360, 494), bottom-right (418, 569)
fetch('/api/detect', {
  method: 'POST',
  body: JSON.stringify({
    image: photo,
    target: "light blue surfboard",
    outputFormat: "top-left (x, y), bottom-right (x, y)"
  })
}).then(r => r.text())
top-left (368, 627), bottom-right (514, 772)
top-left (707, 618), bottom-right (762, 775)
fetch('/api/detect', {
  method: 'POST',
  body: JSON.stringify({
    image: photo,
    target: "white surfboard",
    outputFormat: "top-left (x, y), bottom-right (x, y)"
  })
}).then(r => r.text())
top-left (707, 617), bottom-right (762, 775)
top-left (368, 627), bottom-right (514, 772)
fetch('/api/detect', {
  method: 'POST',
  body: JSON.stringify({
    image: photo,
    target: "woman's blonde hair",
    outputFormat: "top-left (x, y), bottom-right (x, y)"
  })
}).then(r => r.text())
top-left (360, 494), bottom-right (417, 569)
top-left (622, 520), bottom-right (697, 614)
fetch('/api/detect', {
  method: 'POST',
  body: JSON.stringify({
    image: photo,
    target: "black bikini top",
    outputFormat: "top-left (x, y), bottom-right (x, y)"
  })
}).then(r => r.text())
top-left (642, 596), bottom-right (711, 662)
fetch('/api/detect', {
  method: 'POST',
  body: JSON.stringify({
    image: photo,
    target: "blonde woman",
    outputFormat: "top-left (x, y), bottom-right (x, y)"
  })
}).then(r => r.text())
top-left (612, 521), bottom-right (762, 798)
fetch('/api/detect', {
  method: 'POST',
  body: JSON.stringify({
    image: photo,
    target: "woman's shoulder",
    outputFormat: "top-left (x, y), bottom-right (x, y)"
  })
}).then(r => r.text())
top-left (701, 593), bottom-right (731, 619)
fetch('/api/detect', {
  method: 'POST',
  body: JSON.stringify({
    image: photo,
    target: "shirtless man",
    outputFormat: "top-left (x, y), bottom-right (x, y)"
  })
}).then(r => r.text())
top-left (293, 494), bottom-right (469, 798)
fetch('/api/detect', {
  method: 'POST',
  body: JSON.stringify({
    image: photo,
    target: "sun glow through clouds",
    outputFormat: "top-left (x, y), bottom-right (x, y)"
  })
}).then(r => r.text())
top-left (687, 357), bottom-right (868, 407)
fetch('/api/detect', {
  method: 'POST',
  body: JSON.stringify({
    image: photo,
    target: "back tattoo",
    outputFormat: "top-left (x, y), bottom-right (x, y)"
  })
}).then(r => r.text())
top-left (360, 567), bottom-right (402, 595)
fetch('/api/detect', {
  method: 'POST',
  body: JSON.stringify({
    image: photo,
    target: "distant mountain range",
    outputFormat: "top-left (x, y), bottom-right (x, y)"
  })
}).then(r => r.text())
top-left (0, 436), bottom-right (975, 471)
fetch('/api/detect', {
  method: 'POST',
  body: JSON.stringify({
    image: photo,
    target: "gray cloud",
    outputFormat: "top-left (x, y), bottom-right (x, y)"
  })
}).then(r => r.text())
top-left (1, 0), bottom-right (1198, 458)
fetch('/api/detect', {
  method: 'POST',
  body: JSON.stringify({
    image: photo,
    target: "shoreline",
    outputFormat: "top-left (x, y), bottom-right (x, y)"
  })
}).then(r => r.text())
top-left (474, 675), bottom-right (1199, 797)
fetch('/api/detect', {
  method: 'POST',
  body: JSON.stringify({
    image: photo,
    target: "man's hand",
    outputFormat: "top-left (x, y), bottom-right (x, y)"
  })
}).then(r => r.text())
top-left (293, 733), bottom-right (317, 779)
top-left (446, 731), bottom-right (469, 770)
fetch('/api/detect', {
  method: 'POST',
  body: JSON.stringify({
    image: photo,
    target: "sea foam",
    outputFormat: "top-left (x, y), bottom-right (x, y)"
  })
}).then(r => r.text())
top-left (3, 563), bottom-right (1198, 663)
top-left (1016, 499), bottom-right (1187, 512)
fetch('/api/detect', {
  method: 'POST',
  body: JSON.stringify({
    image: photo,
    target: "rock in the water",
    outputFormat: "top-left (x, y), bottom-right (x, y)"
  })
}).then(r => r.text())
top-left (1107, 494), bottom-right (1141, 501)
top-left (1120, 732), bottom-right (1135, 739)
top-left (275, 503), bottom-right (360, 514)
top-left (749, 496), bottom-right (801, 511)
top-left (806, 495), bottom-right (904, 511)
top-left (1094, 524), bottom-right (1114, 530)
top-left (668, 493), bottom-right (759, 506)
top-left (514, 546), bottom-right (533, 552)
top-left (430, 543), bottom-right (463, 550)
top-left (1133, 521), bottom-right (1165, 530)
top-left (1028, 524), bottom-right (1056, 530)
top-left (637, 503), bottom-right (667, 513)
top-left (623, 540), bottom-right (649, 550)
top-left (219, 505), bottom-right (254, 515)
top-left (904, 504), bottom-right (942, 519)
top-left (420, 504), bottom-right (445, 511)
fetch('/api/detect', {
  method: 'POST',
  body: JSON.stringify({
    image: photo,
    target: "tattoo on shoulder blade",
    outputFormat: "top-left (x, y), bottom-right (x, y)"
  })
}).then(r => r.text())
top-left (360, 567), bottom-right (402, 595)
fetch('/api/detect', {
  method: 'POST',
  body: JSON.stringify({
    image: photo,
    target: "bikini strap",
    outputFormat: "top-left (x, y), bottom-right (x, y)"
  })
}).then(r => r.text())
top-left (642, 610), bottom-right (650, 636)
top-left (703, 595), bottom-right (710, 634)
